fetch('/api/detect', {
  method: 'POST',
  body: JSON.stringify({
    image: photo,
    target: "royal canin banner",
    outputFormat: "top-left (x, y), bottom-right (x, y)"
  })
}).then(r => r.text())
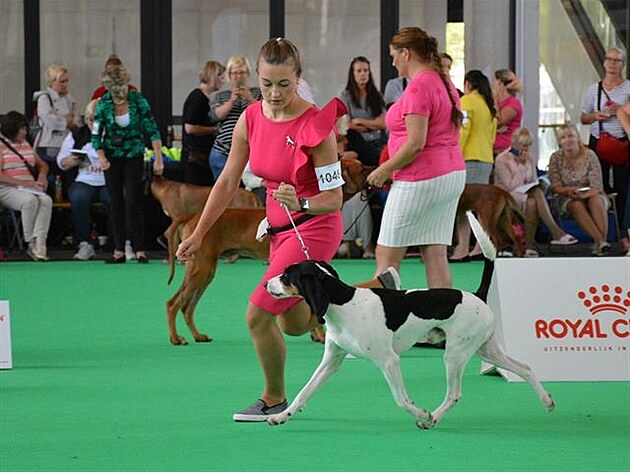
top-left (481, 258), bottom-right (629, 382)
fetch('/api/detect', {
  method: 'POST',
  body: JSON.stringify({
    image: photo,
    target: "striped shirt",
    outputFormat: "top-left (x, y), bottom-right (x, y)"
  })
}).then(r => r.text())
top-left (581, 79), bottom-right (630, 138)
top-left (0, 139), bottom-right (37, 182)
top-left (208, 87), bottom-right (262, 155)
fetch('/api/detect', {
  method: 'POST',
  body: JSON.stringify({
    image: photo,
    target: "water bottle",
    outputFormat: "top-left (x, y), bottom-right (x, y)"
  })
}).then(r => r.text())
top-left (54, 175), bottom-right (63, 203)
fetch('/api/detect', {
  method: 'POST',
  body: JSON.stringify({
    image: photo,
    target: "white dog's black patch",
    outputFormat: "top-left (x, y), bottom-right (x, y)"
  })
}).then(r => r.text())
top-left (371, 289), bottom-right (464, 331)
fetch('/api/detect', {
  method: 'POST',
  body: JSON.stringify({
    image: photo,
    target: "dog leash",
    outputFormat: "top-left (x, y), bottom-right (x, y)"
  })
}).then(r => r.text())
top-left (342, 187), bottom-right (373, 236)
top-left (282, 204), bottom-right (312, 260)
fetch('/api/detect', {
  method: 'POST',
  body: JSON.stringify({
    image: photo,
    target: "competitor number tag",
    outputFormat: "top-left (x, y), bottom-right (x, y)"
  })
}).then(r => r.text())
top-left (315, 161), bottom-right (344, 191)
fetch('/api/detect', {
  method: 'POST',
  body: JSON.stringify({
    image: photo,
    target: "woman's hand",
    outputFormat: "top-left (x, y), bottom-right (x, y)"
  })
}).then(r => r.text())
top-left (272, 182), bottom-right (300, 211)
top-left (564, 187), bottom-right (580, 199)
top-left (367, 166), bottom-right (392, 188)
top-left (593, 111), bottom-right (610, 121)
top-left (350, 118), bottom-right (369, 133)
top-left (240, 86), bottom-right (255, 103)
top-left (99, 156), bottom-right (111, 171)
top-left (153, 158), bottom-right (164, 176)
top-left (36, 174), bottom-right (48, 191)
top-left (176, 233), bottom-right (203, 261)
top-left (230, 87), bottom-right (241, 103)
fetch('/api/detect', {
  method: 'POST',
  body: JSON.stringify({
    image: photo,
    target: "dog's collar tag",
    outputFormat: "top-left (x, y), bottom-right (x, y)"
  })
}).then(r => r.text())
top-left (256, 217), bottom-right (270, 242)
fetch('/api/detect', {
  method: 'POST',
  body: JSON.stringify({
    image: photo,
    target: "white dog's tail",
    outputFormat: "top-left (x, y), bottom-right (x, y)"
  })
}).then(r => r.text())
top-left (467, 211), bottom-right (496, 261)
top-left (466, 211), bottom-right (496, 302)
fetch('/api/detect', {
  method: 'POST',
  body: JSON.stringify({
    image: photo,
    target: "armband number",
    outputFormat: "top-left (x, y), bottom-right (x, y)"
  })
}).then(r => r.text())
top-left (315, 161), bottom-right (344, 191)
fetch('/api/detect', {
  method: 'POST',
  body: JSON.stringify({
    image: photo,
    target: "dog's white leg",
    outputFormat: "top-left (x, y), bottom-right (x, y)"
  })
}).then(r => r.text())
top-left (267, 339), bottom-right (347, 426)
top-left (477, 334), bottom-right (555, 412)
top-left (425, 346), bottom-right (471, 428)
top-left (378, 356), bottom-right (433, 428)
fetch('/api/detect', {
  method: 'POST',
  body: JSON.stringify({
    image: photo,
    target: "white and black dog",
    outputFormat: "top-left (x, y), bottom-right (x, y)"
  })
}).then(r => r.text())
top-left (265, 212), bottom-right (555, 429)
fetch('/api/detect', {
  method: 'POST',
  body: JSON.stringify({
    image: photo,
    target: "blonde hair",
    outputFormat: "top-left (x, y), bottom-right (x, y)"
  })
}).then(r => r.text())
top-left (101, 65), bottom-right (131, 89)
top-left (510, 127), bottom-right (533, 147)
top-left (495, 69), bottom-right (522, 95)
top-left (84, 99), bottom-right (99, 120)
top-left (556, 123), bottom-right (588, 158)
top-left (104, 54), bottom-right (123, 68)
top-left (225, 56), bottom-right (251, 77)
top-left (46, 64), bottom-right (69, 86)
top-left (199, 60), bottom-right (225, 85)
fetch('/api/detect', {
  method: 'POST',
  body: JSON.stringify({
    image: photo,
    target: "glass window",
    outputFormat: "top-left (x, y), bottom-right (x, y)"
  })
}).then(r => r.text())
top-left (0, 1), bottom-right (24, 112)
top-left (172, 0), bottom-right (269, 116)
top-left (40, 0), bottom-right (140, 115)
top-left (285, 0), bottom-right (380, 106)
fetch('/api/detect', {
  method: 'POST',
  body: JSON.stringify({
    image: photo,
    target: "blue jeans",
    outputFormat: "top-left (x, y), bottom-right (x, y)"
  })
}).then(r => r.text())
top-left (209, 147), bottom-right (228, 181)
top-left (67, 182), bottom-right (110, 244)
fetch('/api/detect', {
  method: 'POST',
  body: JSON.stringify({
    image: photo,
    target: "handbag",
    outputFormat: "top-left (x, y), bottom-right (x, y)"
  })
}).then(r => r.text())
top-left (595, 82), bottom-right (629, 166)
top-left (0, 136), bottom-right (40, 180)
top-left (596, 132), bottom-right (629, 166)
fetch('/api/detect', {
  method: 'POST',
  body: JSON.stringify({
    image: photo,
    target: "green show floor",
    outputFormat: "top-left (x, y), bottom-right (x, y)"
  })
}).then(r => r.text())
top-left (1, 259), bottom-right (628, 471)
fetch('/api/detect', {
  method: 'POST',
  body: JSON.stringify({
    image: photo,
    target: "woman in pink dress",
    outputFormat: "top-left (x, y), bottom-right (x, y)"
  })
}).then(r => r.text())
top-left (176, 38), bottom-right (346, 422)
top-left (366, 27), bottom-right (465, 289)
top-left (492, 69), bottom-right (523, 154)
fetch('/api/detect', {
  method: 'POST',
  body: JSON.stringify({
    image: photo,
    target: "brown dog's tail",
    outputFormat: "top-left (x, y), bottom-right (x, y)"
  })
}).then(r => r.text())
top-left (165, 214), bottom-right (196, 285)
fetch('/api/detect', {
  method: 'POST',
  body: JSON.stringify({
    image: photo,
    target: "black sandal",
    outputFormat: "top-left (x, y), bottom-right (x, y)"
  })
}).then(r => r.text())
top-left (105, 255), bottom-right (126, 264)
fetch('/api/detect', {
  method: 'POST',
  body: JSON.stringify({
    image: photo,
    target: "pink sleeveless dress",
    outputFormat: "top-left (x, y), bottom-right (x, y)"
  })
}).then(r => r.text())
top-left (247, 98), bottom-right (346, 314)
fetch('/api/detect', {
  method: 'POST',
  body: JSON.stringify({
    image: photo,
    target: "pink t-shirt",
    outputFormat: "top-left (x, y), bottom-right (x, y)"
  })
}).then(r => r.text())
top-left (493, 95), bottom-right (522, 151)
top-left (386, 70), bottom-right (464, 181)
top-left (0, 139), bottom-right (37, 181)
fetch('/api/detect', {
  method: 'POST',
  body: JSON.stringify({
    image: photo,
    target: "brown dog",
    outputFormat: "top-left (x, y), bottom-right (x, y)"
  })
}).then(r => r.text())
top-left (456, 183), bottom-right (525, 257)
top-left (150, 175), bottom-right (262, 220)
top-left (164, 158), bottom-right (373, 345)
top-left (165, 208), bottom-right (269, 345)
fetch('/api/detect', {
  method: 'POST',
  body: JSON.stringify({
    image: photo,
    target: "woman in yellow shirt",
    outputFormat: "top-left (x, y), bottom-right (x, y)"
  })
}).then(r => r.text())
top-left (450, 70), bottom-right (497, 262)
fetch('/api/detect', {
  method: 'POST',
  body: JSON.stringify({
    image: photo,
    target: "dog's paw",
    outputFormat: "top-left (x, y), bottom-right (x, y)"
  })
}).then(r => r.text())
top-left (415, 411), bottom-right (436, 430)
top-left (169, 335), bottom-right (188, 346)
top-left (267, 412), bottom-right (291, 426)
top-left (194, 334), bottom-right (213, 343)
top-left (544, 394), bottom-right (556, 412)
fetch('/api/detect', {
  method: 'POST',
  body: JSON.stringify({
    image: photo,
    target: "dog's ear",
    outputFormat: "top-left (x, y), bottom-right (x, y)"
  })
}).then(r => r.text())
top-left (296, 272), bottom-right (329, 324)
top-left (313, 261), bottom-right (339, 279)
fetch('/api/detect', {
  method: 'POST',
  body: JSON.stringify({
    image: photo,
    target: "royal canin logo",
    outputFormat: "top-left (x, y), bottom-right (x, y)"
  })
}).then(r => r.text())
top-left (577, 285), bottom-right (629, 314)
top-left (535, 285), bottom-right (629, 340)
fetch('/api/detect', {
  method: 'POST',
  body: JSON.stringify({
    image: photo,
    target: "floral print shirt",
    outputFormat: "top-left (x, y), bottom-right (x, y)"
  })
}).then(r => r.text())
top-left (92, 90), bottom-right (160, 159)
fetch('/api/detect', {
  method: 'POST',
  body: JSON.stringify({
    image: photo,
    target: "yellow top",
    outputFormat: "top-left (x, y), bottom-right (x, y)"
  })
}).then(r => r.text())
top-left (459, 90), bottom-right (497, 164)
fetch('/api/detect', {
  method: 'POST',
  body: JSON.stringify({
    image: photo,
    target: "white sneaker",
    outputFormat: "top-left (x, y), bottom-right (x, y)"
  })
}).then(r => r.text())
top-left (28, 242), bottom-right (49, 261)
top-left (26, 241), bottom-right (38, 261)
top-left (125, 240), bottom-right (136, 261)
top-left (74, 241), bottom-right (96, 260)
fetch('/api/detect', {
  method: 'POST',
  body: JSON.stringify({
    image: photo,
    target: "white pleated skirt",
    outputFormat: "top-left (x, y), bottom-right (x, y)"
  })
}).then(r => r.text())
top-left (377, 170), bottom-right (466, 247)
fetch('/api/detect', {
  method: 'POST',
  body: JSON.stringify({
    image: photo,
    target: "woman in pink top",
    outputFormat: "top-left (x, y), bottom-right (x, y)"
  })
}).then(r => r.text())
top-left (176, 38), bottom-right (346, 422)
top-left (0, 111), bottom-right (51, 261)
top-left (492, 69), bottom-right (523, 153)
top-left (366, 27), bottom-right (465, 289)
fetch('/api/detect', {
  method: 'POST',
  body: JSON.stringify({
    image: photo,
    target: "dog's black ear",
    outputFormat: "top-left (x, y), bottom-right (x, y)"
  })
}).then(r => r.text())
top-left (296, 274), bottom-right (329, 324)
top-left (313, 261), bottom-right (339, 279)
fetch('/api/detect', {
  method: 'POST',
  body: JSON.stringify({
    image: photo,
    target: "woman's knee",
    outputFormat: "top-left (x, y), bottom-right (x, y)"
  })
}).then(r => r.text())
top-left (245, 303), bottom-right (276, 334)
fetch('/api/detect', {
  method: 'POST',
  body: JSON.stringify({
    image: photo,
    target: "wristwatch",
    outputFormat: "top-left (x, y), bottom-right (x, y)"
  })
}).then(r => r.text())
top-left (298, 197), bottom-right (309, 213)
